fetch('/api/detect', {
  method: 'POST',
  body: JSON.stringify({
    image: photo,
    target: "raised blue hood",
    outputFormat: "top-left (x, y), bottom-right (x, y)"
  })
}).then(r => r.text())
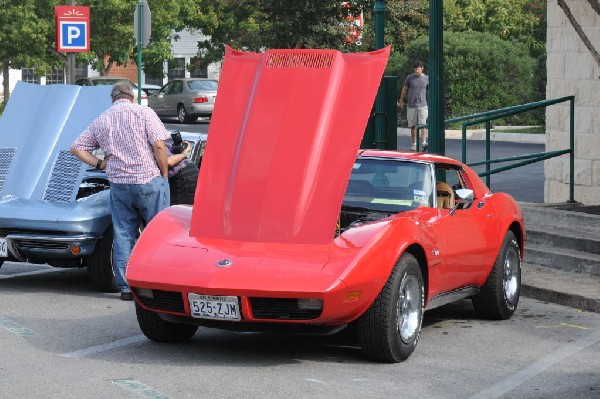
top-left (0, 81), bottom-right (112, 202)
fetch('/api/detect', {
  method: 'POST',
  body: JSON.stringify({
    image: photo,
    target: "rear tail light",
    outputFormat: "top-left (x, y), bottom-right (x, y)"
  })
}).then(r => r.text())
top-left (193, 95), bottom-right (208, 103)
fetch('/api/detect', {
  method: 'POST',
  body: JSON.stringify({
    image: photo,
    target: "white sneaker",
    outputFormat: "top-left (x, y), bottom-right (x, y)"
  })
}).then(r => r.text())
top-left (422, 142), bottom-right (428, 151)
top-left (411, 143), bottom-right (416, 150)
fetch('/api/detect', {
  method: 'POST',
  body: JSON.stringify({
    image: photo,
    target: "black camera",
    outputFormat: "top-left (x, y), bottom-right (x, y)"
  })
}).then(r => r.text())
top-left (171, 130), bottom-right (187, 154)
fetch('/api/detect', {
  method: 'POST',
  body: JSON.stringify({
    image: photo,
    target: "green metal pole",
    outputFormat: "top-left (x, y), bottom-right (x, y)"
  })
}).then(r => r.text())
top-left (569, 98), bottom-right (575, 202)
top-left (373, 0), bottom-right (385, 149)
top-left (428, 0), bottom-right (444, 155)
top-left (137, 0), bottom-right (143, 104)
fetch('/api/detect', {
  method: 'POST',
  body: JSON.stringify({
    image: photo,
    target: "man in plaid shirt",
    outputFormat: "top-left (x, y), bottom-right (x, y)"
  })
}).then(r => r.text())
top-left (71, 82), bottom-right (170, 301)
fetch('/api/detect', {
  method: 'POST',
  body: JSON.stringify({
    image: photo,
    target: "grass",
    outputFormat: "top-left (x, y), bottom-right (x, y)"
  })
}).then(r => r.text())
top-left (492, 126), bottom-right (545, 134)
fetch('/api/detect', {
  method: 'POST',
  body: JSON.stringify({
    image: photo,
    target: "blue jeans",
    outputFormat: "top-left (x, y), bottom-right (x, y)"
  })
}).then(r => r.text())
top-left (109, 176), bottom-right (170, 292)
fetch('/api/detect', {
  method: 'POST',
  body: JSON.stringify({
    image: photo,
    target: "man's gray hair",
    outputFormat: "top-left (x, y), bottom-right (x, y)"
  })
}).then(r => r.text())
top-left (111, 81), bottom-right (135, 101)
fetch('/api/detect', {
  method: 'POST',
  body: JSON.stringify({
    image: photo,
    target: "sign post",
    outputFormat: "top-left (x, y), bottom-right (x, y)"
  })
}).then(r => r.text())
top-left (134, 0), bottom-right (151, 104)
top-left (55, 5), bottom-right (90, 84)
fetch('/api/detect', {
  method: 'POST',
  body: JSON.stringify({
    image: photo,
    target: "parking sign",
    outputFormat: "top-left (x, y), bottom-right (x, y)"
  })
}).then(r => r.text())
top-left (55, 6), bottom-right (90, 52)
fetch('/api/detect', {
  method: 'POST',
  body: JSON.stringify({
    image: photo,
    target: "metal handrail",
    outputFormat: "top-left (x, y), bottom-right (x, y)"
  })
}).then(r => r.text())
top-left (415, 96), bottom-right (575, 202)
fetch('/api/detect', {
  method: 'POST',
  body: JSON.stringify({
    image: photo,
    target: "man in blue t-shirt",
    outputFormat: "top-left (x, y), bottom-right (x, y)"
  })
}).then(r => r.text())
top-left (398, 60), bottom-right (429, 151)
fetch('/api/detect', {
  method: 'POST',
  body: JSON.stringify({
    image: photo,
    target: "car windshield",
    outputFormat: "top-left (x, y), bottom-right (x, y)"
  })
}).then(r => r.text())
top-left (343, 158), bottom-right (433, 213)
top-left (187, 80), bottom-right (218, 91)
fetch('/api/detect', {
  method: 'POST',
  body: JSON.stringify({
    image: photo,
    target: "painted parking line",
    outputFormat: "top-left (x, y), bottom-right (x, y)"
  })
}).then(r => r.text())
top-left (0, 316), bottom-right (36, 336)
top-left (112, 379), bottom-right (171, 399)
top-left (470, 327), bottom-right (600, 399)
top-left (60, 334), bottom-right (147, 358)
top-left (0, 268), bottom-right (62, 280)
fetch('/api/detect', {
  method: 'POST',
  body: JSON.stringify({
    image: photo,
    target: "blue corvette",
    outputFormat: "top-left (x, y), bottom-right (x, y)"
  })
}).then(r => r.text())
top-left (0, 82), bottom-right (205, 291)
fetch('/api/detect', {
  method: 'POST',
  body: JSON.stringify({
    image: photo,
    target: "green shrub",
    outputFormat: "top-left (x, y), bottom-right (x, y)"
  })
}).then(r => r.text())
top-left (388, 31), bottom-right (542, 126)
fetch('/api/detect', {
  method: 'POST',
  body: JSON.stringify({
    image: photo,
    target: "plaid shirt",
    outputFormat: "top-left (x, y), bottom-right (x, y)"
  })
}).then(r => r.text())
top-left (72, 99), bottom-right (169, 184)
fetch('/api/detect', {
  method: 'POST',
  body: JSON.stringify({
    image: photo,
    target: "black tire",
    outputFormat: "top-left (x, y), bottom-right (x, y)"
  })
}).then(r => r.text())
top-left (472, 230), bottom-right (521, 320)
top-left (84, 227), bottom-right (118, 293)
top-left (136, 302), bottom-right (198, 343)
top-left (357, 253), bottom-right (424, 363)
top-left (177, 104), bottom-right (196, 124)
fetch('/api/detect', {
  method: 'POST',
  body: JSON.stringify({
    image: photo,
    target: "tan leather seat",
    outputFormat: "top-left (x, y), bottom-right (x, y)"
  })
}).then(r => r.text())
top-left (436, 182), bottom-right (455, 209)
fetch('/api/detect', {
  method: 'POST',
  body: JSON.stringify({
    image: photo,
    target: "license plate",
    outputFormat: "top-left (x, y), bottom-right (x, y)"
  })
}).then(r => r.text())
top-left (0, 237), bottom-right (7, 258)
top-left (188, 294), bottom-right (240, 321)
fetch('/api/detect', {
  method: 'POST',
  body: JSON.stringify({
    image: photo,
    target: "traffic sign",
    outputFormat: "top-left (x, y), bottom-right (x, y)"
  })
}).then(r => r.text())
top-left (134, 0), bottom-right (151, 48)
top-left (55, 6), bottom-right (90, 52)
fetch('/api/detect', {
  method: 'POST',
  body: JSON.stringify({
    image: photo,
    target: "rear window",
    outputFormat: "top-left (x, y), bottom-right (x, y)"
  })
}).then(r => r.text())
top-left (187, 80), bottom-right (218, 91)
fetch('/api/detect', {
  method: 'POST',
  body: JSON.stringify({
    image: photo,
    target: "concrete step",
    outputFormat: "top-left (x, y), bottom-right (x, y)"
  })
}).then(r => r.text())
top-left (524, 242), bottom-right (600, 276)
top-left (520, 202), bottom-right (600, 235)
top-left (526, 226), bottom-right (600, 255)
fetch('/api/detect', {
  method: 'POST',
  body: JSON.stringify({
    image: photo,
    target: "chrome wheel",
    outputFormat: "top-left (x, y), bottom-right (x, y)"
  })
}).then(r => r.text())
top-left (397, 274), bottom-right (422, 343)
top-left (358, 253), bottom-right (424, 362)
top-left (472, 231), bottom-right (521, 320)
top-left (503, 244), bottom-right (520, 305)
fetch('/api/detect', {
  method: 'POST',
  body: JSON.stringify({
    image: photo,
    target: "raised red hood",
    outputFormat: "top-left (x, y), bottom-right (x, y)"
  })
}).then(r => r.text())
top-left (190, 45), bottom-right (390, 244)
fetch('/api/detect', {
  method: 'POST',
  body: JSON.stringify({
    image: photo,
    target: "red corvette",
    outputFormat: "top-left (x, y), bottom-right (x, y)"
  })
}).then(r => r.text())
top-left (126, 46), bottom-right (524, 362)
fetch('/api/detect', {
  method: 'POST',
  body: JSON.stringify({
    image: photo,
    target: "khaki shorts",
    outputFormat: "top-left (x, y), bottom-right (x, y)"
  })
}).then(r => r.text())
top-left (407, 106), bottom-right (428, 127)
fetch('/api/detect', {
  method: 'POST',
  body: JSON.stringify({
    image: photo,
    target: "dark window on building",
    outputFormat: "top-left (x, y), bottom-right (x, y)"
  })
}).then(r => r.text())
top-left (22, 68), bottom-right (41, 84)
top-left (46, 68), bottom-right (65, 85)
top-left (190, 58), bottom-right (208, 78)
top-left (167, 58), bottom-right (185, 80)
top-left (145, 76), bottom-right (163, 86)
top-left (75, 64), bottom-right (88, 80)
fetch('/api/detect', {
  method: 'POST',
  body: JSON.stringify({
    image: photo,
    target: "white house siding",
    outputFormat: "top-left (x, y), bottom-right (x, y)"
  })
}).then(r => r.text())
top-left (169, 29), bottom-right (221, 81)
top-left (546, 0), bottom-right (600, 204)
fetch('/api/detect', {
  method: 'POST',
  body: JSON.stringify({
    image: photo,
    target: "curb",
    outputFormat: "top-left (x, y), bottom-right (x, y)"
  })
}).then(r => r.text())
top-left (522, 283), bottom-right (600, 313)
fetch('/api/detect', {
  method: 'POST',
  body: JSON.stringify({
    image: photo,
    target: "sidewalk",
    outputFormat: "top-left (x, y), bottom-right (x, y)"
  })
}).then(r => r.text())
top-left (397, 127), bottom-right (546, 144)
top-left (521, 263), bottom-right (600, 313)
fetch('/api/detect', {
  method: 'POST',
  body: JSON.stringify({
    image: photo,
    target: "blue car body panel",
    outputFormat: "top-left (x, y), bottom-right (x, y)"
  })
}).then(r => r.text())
top-left (0, 82), bottom-right (113, 265)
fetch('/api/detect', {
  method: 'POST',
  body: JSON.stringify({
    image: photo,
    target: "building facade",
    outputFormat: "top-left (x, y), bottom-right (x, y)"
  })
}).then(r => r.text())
top-left (546, 0), bottom-right (600, 205)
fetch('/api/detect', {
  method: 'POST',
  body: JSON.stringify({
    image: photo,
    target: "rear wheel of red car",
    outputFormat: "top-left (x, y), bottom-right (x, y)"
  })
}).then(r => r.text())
top-left (84, 227), bottom-right (118, 293)
top-left (135, 303), bottom-right (198, 343)
top-left (472, 230), bottom-right (521, 320)
top-left (357, 253), bottom-right (424, 363)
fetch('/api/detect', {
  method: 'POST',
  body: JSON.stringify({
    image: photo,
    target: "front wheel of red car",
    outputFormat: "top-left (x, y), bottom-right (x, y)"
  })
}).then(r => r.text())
top-left (472, 230), bottom-right (521, 320)
top-left (135, 303), bottom-right (198, 343)
top-left (357, 253), bottom-right (424, 363)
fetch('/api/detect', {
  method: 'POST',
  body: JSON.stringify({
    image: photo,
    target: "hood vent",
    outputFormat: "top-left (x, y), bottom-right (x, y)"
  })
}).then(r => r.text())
top-left (265, 52), bottom-right (334, 69)
top-left (43, 150), bottom-right (80, 203)
top-left (0, 147), bottom-right (16, 193)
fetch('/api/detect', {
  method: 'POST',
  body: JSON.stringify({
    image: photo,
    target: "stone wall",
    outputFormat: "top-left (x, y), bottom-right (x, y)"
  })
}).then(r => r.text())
top-left (546, 0), bottom-right (600, 204)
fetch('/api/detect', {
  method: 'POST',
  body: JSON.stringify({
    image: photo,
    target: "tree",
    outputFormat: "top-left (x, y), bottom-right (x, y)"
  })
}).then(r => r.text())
top-left (77, 0), bottom-right (198, 78)
top-left (192, 0), bottom-right (365, 65)
top-left (443, 0), bottom-right (543, 56)
top-left (397, 31), bottom-right (539, 125)
top-left (0, 0), bottom-right (61, 105)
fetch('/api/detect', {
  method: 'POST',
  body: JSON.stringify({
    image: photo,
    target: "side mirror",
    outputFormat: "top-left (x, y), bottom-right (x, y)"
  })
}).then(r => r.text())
top-left (455, 188), bottom-right (474, 202)
top-left (451, 189), bottom-right (474, 214)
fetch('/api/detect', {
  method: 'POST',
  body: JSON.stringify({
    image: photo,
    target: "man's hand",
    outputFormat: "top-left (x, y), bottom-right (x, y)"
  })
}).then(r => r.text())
top-left (397, 99), bottom-right (405, 109)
